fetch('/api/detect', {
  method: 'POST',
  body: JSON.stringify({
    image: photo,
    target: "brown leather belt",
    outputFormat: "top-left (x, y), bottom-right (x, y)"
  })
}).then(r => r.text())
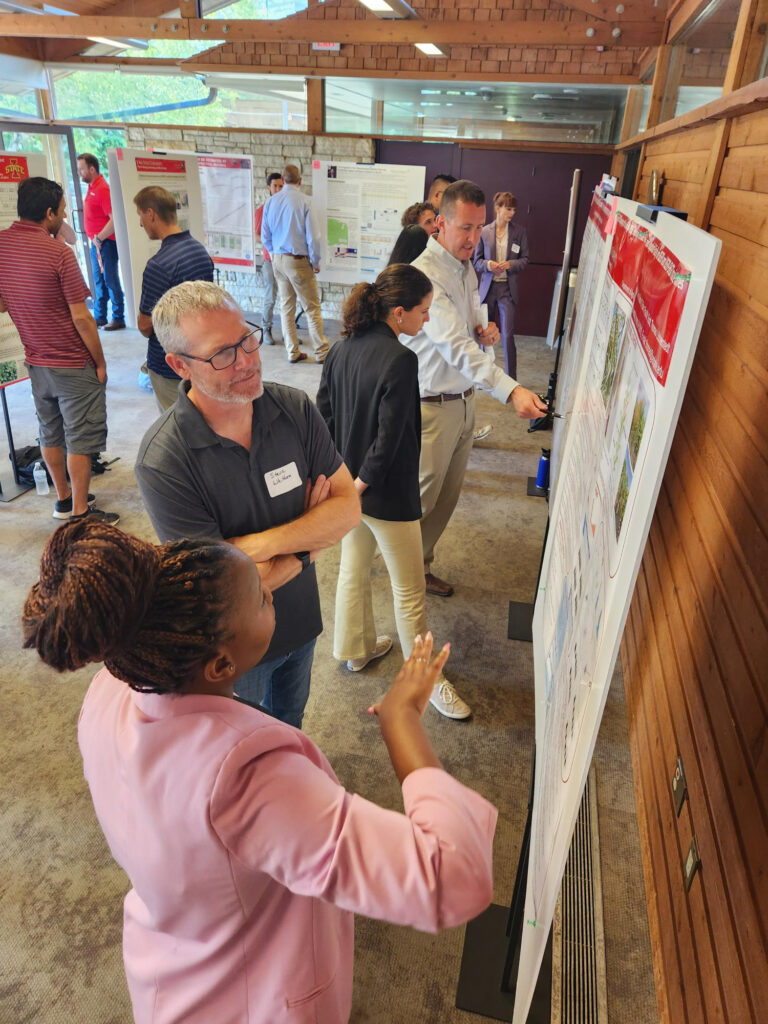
top-left (421, 387), bottom-right (474, 403)
top-left (288, 253), bottom-right (307, 259)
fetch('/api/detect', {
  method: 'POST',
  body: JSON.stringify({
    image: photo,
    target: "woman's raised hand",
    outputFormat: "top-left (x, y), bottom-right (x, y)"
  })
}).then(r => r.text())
top-left (369, 632), bottom-right (450, 720)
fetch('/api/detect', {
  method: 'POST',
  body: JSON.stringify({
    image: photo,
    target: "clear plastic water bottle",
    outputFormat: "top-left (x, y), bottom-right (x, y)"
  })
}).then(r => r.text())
top-left (33, 461), bottom-right (50, 495)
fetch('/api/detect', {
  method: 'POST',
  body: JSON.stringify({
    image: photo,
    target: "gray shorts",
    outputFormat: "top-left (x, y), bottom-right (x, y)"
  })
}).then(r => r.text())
top-left (27, 363), bottom-right (107, 455)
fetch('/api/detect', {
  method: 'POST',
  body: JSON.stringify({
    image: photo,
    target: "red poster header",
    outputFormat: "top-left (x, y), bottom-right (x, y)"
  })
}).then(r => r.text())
top-left (0, 155), bottom-right (29, 182)
top-left (631, 234), bottom-right (690, 386)
top-left (135, 157), bottom-right (186, 174)
top-left (588, 194), bottom-right (611, 240)
top-left (608, 214), bottom-right (647, 299)
top-left (198, 156), bottom-right (250, 170)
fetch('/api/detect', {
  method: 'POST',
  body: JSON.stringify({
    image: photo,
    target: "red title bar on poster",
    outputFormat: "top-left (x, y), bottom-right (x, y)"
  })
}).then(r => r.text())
top-left (588, 194), bottom-right (611, 240)
top-left (0, 155), bottom-right (29, 182)
top-left (198, 156), bottom-right (250, 170)
top-left (135, 157), bottom-right (186, 174)
top-left (631, 235), bottom-right (690, 386)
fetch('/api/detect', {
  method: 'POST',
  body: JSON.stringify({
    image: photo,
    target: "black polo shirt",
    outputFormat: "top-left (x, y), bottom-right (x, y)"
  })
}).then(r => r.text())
top-left (135, 381), bottom-right (342, 660)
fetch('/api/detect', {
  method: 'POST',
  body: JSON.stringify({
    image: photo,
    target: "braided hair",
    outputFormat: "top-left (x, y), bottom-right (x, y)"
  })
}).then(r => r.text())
top-left (23, 519), bottom-right (237, 694)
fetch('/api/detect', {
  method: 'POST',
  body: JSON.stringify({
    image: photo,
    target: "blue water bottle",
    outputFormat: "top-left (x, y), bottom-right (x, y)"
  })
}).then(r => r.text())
top-left (536, 448), bottom-right (550, 490)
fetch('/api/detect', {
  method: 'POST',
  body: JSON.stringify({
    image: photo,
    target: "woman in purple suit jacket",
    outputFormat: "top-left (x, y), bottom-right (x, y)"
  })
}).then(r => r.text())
top-left (473, 191), bottom-right (529, 379)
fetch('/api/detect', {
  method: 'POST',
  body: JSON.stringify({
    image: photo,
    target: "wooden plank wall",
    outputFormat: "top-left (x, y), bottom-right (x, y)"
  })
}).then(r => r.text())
top-left (619, 106), bottom-right (768, 1023)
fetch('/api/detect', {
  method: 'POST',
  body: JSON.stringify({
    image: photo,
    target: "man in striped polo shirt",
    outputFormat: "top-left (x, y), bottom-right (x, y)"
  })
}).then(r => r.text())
top-left (134, 186), bottom-right (214, 412)
top-left (0, 176), bottom-right (118, 524)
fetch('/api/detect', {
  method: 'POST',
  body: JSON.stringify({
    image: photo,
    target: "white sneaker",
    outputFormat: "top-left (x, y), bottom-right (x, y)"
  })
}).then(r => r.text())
top-left (473, 424), bottom-right (493, 441)
top-left (430, 676), bottom-right (472, 720)
top-left (347, 635), bottom-right (393, 672)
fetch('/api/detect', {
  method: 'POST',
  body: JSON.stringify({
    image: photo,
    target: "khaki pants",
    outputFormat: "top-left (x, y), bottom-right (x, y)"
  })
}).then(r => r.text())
top-left (271, 254), bottom-right (329, 360)
top-left (334, 514), bottom-right (427, 662)
top-left (148, 369), bottom-right (180, 414)
top-left (419, 391), bottom-right (476, 570)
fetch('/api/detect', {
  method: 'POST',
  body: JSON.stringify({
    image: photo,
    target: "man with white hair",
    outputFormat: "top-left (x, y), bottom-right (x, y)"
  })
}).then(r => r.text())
top-left (135, 281), bottom-right (359, 728)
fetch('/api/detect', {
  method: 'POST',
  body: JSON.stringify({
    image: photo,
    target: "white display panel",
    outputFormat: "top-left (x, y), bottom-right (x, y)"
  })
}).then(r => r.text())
top-left (196, 154), bottom-right (255, 269)
top-left (311, 160), bottom-right (426, 285)
top-left (513, 198), bottom-right (720, 1024)
top-left (108, 149), bottom-right (204, 328)
top-left (0, 151), bottom-right (48, 386)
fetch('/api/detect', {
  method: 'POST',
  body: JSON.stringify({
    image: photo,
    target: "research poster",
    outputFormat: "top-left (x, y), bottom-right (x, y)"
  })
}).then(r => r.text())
top-left (311, 160), bottom-right (426, 285)
top-left (512, 200), bottom-right (720, 1024)
top-left (0, 151), bottom-right (47, 386)
top-left (108, 149), bottom-right (204, 327)
top-left (197, 154), bottom-right (255, 268)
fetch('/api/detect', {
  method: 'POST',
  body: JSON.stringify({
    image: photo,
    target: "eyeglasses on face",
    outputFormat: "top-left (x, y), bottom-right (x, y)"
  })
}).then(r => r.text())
top-left (177, 326), bottom-right (263, 371)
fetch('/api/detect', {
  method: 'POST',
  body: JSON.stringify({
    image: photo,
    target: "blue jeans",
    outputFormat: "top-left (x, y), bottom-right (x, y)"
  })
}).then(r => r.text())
top-left (90, 239), bottom-right (124, 323)
top-left (234, 638), bottom-right (316, 730)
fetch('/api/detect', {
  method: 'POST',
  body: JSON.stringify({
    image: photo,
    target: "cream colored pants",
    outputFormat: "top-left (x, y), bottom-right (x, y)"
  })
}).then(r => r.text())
top-left (333, 514), bottom-right (427, 662)
top-left (271, 253), bottom-right (329, 360)
top-left (418, 391), bottom-right (476, 569)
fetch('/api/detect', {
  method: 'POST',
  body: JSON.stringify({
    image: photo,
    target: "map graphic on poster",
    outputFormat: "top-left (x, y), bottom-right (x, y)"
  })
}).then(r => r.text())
top-left (312, 161), bottom-right (426, 285)
top-left (512, 198), bottom-right (720, 1024)
top-left (108, 149), bottom-right (204, 327)
top-left (0, 151), bottom-right (48, 387)
top-left (197, 155), bottom-right (255, 268)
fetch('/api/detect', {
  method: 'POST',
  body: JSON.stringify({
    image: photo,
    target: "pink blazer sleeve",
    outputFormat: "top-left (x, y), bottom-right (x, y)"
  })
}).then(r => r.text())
top-left (211, 734), bottom-right (497, 933)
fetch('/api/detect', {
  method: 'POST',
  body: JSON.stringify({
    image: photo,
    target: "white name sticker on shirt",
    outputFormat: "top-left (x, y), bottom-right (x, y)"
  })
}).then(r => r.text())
top-left (511, 243), bottom-right (521, 254)
top-left (264, 462), bottom-right (302, 498)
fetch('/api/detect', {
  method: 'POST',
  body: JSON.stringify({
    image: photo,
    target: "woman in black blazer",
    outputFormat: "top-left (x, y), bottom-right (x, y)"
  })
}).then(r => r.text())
top-left (316, 264), bottom-right (471, 720)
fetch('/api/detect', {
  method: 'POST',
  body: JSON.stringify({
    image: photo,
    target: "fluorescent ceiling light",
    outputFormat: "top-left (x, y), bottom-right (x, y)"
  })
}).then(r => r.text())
top-left (415, 43), bottom-right (445, 57)
top-left (464, 91), bottom-right (477, 96)
top-left (446, 90), bottom-right (461, 95)
top-left (420, 89), bottom-right (441, 95)
top-left (358, 0), bottom-right (395, 11)
top-left (533, 93), bottom-right (552, 100)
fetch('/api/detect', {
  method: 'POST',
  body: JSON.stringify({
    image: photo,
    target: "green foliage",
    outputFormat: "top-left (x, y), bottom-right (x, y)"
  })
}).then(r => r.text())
top-left (72, 127), bottom-right (126, 176)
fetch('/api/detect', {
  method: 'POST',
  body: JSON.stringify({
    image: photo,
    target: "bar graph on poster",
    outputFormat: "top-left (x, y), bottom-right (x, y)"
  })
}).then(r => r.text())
top-left (0, 151), bottom-right (47, 386)
top-left (311, 160), bottom-right (425, 285)
top-left (512, 196), bottom-right (720, 1024)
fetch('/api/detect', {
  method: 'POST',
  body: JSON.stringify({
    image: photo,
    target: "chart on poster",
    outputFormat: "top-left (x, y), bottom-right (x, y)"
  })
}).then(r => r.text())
top-left (512, 196), bottom-right (720, 1024)
top-left (0, 151), bottom-right (48, 385)
top-left (197, 154), bottom-right (255, 268)
top-left (108, 149), bottom-right (204, 327)
top-left (311, 160), bottom-right (425, 285)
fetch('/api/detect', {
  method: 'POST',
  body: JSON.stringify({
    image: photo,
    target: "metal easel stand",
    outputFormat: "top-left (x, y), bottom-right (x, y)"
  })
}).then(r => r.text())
top-left (0, 385), bottom-right (33, 502)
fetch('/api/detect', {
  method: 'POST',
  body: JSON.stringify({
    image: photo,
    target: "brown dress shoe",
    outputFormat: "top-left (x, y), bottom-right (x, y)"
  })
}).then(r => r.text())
top-left (103, 321), bottom-right (126, 331)
top-left (425, 572), bottom-right (454, 597)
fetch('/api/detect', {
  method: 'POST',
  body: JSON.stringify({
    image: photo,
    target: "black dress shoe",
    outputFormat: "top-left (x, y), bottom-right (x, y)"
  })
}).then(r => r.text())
top-left (95, 319), bottom-right (108, 327)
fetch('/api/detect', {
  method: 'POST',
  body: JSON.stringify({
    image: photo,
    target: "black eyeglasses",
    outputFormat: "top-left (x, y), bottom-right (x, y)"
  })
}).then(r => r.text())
top-left (177, 326), bottom-right (263, 371)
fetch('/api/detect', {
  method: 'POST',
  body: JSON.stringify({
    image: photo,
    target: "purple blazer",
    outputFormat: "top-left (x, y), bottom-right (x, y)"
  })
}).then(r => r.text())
top-left (473, 220), bottom-right (529, 305)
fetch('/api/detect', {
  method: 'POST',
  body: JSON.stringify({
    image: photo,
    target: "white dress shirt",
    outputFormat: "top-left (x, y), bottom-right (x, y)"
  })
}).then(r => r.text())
top-left (402, 235), bottom-right (518, 402)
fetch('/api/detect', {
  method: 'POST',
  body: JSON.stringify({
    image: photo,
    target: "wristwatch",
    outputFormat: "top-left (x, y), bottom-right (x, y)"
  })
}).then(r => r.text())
top-left (294, 551), bottom-right (311, 571)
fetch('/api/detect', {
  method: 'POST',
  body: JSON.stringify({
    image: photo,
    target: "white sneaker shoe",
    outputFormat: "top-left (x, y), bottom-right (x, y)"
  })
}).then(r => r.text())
top-left (430, 676), bottom-right (472, 719)
top-left (473, 423), bottom-right (492, 441)
top-left (347, 635), bottom-right (393, 672)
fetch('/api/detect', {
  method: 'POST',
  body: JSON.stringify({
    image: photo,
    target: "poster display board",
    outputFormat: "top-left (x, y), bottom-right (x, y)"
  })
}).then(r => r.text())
top-left (311, 160), bottom-right (426, 285)
top-left (108, 148), bottom-right (204, 328)
top-left (0, 151), bottom-right (47, 386)
top-left (549, 192), bottom-right (612, 503)
top-left (197, 154), bottom-right (255, 269)
top-left (512, 199), bottom-right (720, 1024)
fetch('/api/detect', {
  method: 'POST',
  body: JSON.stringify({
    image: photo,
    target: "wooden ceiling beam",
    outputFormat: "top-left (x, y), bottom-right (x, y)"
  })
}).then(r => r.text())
top-left (553, 0), bottom-right (664, 21)
top-left (0, 13), bottom-right (664, 48)
top-left (666, 0), bottom-right (721, 43)
top-left (0, 36), bottom-right (41, 59)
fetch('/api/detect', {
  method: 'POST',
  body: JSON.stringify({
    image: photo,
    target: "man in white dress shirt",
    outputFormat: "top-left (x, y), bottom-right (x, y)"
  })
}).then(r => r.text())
top-left (403, 179), bottom-right (547, 598)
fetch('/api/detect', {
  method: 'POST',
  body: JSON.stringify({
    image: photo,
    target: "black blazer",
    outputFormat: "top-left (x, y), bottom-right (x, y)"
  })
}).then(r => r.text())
top-left (473, 220), bottom-right (529, 305)
top-left (316, 322), bottom-right (422, 522)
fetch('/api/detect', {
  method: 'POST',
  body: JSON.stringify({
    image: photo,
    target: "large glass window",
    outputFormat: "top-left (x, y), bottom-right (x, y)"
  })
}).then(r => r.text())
top-left (50, 69), bottom-right (307, 131)
top-left (325, 79), bottom-right (629, 144)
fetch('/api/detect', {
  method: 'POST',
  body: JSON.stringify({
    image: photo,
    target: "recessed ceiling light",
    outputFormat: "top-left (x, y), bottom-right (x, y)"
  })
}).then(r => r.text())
top-left (415, 43), bottom-right (446, 56)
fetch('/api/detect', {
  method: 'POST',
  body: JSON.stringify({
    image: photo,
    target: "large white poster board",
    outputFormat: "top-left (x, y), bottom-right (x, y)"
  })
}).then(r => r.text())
top-left (513, 199), bottom-right (720, 1024)
top-left (108, 149), bottom-right (204, 328)
top-left (196, 154), bottom-right (255, 269)
top-left (311, 160), bottom-right (425, 285)
top-left (0, 151), bottom-right (47, 386)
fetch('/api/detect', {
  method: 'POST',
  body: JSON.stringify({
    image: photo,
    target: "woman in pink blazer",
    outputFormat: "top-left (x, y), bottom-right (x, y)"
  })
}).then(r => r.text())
top-left (23, 519), bottom-right (497, 1024)
top-left (473, 191), bottom-right (530, 379)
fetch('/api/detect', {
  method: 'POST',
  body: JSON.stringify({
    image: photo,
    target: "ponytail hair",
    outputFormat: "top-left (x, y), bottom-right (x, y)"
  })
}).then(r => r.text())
top-left (23, 520), bottom-right (238, 694)
top-left (341, 263), bottom-right (433, 339)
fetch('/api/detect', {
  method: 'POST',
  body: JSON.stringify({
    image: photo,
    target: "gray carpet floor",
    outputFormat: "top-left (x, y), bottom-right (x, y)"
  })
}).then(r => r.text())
top-left (0, 324), bottom-right (657, 1023)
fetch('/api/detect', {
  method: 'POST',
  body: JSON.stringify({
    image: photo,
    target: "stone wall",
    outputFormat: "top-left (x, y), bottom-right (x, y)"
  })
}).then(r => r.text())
top-left (124, 125), bottom-right (375, 320)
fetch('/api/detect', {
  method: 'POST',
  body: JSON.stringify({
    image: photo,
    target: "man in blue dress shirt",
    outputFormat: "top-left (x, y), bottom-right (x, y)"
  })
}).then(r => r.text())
top-left (261, 164), bottom-right (329, 365)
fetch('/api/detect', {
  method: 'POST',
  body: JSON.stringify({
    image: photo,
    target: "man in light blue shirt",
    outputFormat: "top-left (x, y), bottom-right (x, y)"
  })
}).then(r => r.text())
top-left (262, 164), bottom-right (329, 364)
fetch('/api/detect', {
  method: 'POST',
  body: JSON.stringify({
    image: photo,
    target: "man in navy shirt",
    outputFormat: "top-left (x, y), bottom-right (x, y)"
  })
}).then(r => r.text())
top-left (134, 186), bottom-right (214, 411)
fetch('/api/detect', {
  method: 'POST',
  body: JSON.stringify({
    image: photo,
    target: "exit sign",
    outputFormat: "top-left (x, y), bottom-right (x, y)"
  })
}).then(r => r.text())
top-left (312, 42), bottom-right (341, 52)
